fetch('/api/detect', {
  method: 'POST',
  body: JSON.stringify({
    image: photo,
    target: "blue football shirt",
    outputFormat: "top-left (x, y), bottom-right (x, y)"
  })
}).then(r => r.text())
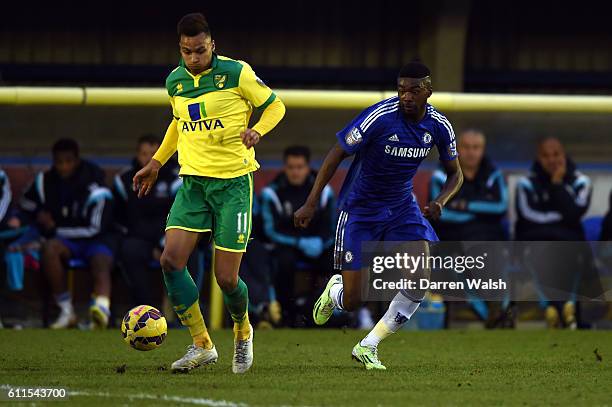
top-left (336, 97), bottom-right (457, 220)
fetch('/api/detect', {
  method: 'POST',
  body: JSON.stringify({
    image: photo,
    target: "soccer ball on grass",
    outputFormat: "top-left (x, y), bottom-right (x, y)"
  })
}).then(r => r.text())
top-left (121, 305), bottom-right (167, 351)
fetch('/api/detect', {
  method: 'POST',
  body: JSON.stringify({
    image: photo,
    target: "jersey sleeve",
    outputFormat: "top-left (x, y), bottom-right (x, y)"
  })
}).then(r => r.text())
top-left (260, 187), bottom-right (299, 247)
top-left (466, 169), bottom-right (509, 215)
top-left (238, 62), bottom-right (276, 110)
top-left (165, 66), bottom-right (182, 118)
top-left (251, 97), bottom-right (285, 136)
top-left (0, 170), bottom-right (11, 223)
top-left (319, 185), bottom-right (337, 249)
top-left (433, 115), bottom-right (458, 161)
top-left (112, 173), bottom-right (129, 233)
top-left (548, 173), bottom-right (592, 221)
top-left (169, 97), bottom-right (179, 119)
top-left (152, 119), bottom-right (179, 165)
top-left (56, 187), bottom-right (113, 239)
top-left (336, 106), bottom-right (384, 155)
top-left (20, 172), bottom-right (44, 215)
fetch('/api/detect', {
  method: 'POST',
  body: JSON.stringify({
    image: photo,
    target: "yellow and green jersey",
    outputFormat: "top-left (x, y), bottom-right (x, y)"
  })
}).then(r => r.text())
top-left (166, 53), bottom-right (277, 179)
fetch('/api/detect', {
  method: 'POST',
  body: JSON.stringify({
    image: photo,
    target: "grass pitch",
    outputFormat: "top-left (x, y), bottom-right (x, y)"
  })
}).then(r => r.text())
top-left (0, 329), bottom-right (610, 406)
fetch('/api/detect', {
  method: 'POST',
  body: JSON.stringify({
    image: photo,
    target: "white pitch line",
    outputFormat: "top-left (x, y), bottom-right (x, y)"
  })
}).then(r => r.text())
top-left (71, 390), bottom-right (248, 406)
top-left (2, 385), bottom-right (247, 407)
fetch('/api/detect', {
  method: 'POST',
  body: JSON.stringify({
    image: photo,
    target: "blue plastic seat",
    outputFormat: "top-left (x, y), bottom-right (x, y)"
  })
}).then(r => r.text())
top-left (583, 216), bottom-right (604, 242)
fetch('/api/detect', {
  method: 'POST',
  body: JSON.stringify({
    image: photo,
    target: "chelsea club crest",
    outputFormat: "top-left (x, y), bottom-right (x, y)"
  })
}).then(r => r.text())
top-left (423, 132), bottom-right (432, 144)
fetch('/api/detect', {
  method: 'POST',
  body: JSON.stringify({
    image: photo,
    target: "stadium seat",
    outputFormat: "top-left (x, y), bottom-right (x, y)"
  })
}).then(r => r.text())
top-left (67, 258), bottom-right (87, 269)
top-left (70, 258), bottom-right (160, 270)
top-left (500, 217), bottom-right (512, 240)
top-left (583, 216), bottom-right (604, 241)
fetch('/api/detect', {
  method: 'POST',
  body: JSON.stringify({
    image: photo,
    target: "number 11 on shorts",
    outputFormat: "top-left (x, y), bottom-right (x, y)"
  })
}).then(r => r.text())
top-left (237, 212), bottom-right (248, 234)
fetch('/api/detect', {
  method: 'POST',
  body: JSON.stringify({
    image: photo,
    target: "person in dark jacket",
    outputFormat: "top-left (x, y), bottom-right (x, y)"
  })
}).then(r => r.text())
top-left (515, 137), bottom-right (592, 329)
top-left (515, 138), bottom-right (591, 242)
top-left (261, 146), bottom-right (336, 326)
top-left (598, 191), bottom-right (612, 320)
top-left (237, 195), bottom-right (281, 328)
top-left (1, 168), bottom-right (17, 328)
top-left (599, 190), bottom-right (612, 241)
top-left (430, 129), bottom-right (508, 241)
top-left (113, 135), bottom-right (180, 308)
top-left (0, 168), bottom-right (21, 237)
top-left (430, 129), bottom-right (511, 327)
top-left (0, 169), bottom-right (11, 230)
top-left (20, 139), bottom-right (114, 329)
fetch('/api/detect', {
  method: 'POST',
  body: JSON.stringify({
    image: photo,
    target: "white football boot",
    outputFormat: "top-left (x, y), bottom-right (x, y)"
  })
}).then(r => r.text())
top-left (50, 310), bottom-right (78, 329)
top-left (171, 344), bottom-right (218, 373)
top-left (232, 324), bottom-right (254, 374)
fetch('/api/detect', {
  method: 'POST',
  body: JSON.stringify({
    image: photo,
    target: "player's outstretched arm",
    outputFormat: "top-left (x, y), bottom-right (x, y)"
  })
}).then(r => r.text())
top-left (424, 158), bottom-right (463, 221)
top-left (133, 119), bottom-right (179, 198)
top-left (294, 142), bottom-right (349, 228)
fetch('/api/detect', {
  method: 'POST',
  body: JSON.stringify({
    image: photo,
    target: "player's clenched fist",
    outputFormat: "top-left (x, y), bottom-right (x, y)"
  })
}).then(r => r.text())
top-left (241, 128), bottom-right (261, 148)
top-left (133, 159), bottom-right (161, 198)
top-left (423, 200), bottom-right (443, 221)
top-left (294, 203), bottom-right (316, 228)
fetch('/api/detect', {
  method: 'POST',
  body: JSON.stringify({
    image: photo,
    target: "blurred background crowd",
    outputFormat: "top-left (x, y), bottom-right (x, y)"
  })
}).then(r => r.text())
top-left (1, 0), bottom-right (612, 330)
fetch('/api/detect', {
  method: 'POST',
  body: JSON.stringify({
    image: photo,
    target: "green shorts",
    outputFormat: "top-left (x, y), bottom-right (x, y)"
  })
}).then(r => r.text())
top-left (166, 173), bottom-right (253, 252)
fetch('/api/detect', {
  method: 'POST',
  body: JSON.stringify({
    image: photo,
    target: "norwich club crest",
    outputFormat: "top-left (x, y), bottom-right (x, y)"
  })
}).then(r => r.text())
top-left (214, 74), bottom-right (227, 89)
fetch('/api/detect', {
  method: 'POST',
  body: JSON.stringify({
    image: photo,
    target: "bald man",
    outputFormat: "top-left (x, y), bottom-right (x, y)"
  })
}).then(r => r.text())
top-left (430, 129), bottom-right (508, 241)
top-left (515, 137), bottom-right (592, 329)
top-left (430, 129), bottom-right (511, 327)
top-left (515, 137), bottom-right (591, 241)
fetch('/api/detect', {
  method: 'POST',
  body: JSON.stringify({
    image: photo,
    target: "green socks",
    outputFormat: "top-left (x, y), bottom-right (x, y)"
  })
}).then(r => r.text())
top-left (164, 269), bottom-right (250, 342)
top-left (223, 277), bottom-right (249, 324)
top-left (163, 267), bottom-right (199, 316)
top-left (163, 268), bottom-right (212, 348)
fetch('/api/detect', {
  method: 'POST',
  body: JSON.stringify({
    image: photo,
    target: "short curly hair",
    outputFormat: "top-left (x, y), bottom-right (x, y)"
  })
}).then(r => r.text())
top-left (177, 13), bottom-right (211, 37)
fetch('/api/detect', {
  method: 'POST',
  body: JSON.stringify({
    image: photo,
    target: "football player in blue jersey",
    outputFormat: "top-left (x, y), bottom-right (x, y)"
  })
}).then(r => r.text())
top-left (295, 61), bottom-right (463, 370)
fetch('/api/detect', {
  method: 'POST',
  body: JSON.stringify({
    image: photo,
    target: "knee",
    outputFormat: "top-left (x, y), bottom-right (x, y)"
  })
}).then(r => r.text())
top-left (216, 273), bottom-right (238, 293)
top-left (160, 250), bottom-right (187, 272)
top-left (90, 254), bottom-right (113, 273)
top-left (213, 250), bottom-right (242, 292)
top-left (342, 293), bottom-right (361, 312)
top-left (41, 239), bottom-right (64, 259)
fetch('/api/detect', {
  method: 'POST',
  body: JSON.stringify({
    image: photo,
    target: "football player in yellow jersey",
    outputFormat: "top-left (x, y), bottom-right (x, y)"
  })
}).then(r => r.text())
top-left (133, 12), bottom-right (285, 374)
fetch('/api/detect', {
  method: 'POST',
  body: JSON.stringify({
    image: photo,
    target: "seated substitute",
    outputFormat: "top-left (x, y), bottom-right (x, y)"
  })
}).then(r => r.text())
top-left (20, 139), bottom-right (114, 329)
top-left (261, 146), bottom-right (336, 326)
top-left (0, 168), bottom-right (11, 229)
top-left (237, 194), bottom-right (281, 327)
top-left (430, 129), bottom-right (508, 241)
top-left (1, 167), bottom-right (20, 328)
top-left (600, 189), bottom-right (612, 241)
top-left (0, 167), bottom-right (21, 237)
top-left (430, 129), bottom-right (512, 327)
top-left (515, 137), bottom-right (592, 329)
top-left (113, 134), bottom-right (180, 308)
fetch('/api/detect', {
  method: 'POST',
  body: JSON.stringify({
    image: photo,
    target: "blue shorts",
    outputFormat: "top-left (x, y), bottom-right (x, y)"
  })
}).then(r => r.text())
top-left (59, 237), bottom-right (113, 263)
top-left (333, 203), bottom-right (438, 271)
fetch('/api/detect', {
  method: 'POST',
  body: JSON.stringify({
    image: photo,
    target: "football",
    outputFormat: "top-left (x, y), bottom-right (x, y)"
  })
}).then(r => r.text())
top-left (121, 305), bottom-right (167, 351)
